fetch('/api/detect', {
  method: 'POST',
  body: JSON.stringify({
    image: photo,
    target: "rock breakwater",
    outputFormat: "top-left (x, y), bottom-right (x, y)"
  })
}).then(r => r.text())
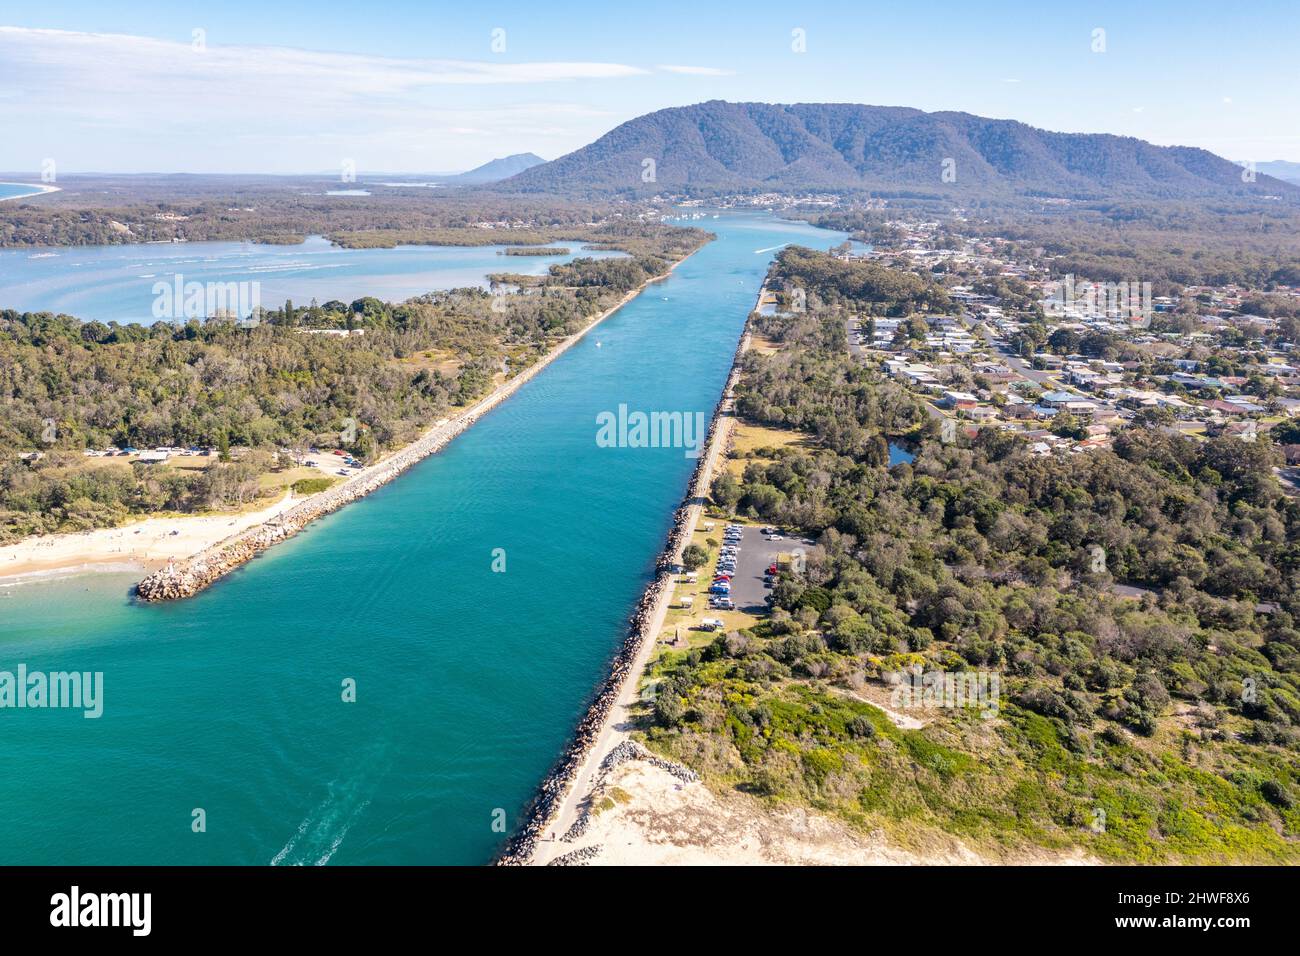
top-left (496, 320), bottom-right (753, 865)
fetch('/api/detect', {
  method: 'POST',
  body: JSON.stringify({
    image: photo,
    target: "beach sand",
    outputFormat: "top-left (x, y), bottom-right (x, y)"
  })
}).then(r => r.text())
top-left (0, 491), bottom-right (297, 583)
top-left (0, 182), bottom-right (62, 202)
top-left (550, 760), bottom-right (1098, 866)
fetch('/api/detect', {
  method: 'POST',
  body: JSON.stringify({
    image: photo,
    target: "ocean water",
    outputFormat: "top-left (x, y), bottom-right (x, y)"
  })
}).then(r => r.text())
top-left (0, 211), bottom-right (851, 864)
top-left (0, 182), bottom-right (51, 202)
top-left (0, 235), bottom-right (625, 325)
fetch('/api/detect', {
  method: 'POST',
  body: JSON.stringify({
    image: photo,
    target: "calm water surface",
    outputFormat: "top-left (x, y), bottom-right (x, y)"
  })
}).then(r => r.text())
top-left (0, 235), bottom-right (624, 324)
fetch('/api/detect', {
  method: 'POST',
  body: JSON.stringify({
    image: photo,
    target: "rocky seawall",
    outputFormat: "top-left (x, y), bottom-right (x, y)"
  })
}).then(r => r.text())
top-left (137, 410), bottom-right (480, 601)
top-left (135, 277), bottom-right (669, 602)
top-left (495, 314), bottom-right (755, 865)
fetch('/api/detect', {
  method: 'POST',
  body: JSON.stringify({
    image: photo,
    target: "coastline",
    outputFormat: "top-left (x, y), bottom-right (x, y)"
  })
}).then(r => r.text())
top-left (499, 285), bottom-right (761, 866)
top-left (129, 248), bottom-right (701, 600)
top-left (0, 182), bottom-right (61, 202)
top-left (0, 492), bottom-right (298, 585)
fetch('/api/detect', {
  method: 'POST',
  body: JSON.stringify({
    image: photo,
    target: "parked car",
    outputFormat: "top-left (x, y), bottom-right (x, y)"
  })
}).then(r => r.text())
top-left (699, 618), bottom-right (724, 632)
top-left (709, 598), bottom-right (736, 611)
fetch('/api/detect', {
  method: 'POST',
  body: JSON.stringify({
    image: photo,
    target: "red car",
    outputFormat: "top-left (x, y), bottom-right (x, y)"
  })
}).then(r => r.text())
top-left (766, 564), bottom-right (778, 576)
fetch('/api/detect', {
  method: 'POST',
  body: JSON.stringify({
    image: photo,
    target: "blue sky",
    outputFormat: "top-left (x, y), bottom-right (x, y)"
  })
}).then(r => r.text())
top-left (2, 0), bottom-right (1297, 174)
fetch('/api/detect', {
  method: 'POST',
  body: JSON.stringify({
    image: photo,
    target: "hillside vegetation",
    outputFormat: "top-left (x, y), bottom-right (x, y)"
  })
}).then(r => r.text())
top-left (501, 101), bottom-right (1300, 202)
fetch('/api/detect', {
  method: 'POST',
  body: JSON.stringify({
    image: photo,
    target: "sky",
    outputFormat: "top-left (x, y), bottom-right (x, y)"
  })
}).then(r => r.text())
top-left (1, 0), bottom-right (1297, 175)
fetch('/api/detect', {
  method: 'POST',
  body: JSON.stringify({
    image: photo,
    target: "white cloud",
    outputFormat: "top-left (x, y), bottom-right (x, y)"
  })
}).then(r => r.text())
top-left (656, 64), bottom-right (734, 76)
top-left (0, 26), bottom-right (647, 171)
top-left (0, 27), bottom-right (647, 92)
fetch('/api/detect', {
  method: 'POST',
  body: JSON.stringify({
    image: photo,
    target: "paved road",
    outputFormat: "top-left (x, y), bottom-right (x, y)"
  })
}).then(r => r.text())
top-left (846, 318), bottom-right (867, 359)
top-left (995, 346), bottom-right (1060, 387)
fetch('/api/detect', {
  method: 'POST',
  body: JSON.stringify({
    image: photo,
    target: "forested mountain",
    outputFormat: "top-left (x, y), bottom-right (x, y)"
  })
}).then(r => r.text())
top-left (448, 152), bottom-right (546, 184)
top-left (501, 101), bottom-right (1300, 201)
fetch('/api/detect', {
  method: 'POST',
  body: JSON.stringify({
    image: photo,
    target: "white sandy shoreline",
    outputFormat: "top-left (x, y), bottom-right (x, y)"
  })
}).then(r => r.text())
top-left (0, 182), bottom-right (61, 202)
top-left (0, 492), bottom-right (299, 586)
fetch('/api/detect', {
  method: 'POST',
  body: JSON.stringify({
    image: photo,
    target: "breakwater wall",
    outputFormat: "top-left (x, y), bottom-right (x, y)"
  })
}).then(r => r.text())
top-left (495, 311), bottom-right (756, 865)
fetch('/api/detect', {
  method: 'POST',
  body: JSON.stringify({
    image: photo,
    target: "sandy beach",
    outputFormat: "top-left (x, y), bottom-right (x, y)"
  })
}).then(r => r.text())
top-left (0, 182), bottom-right (61, 202)
top-left (0, 491), bottom-right (297, 584)
top-left (548, 758), bottom-right (1097, 866)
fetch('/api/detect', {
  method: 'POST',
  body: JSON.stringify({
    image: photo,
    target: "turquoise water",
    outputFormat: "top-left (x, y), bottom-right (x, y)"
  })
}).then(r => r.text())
top-left (0, 235), bottom-right (625, 325)
top-left (0, 211), bottom-right (850, 864)
top-left (0, 182), bottom-right (51, 202)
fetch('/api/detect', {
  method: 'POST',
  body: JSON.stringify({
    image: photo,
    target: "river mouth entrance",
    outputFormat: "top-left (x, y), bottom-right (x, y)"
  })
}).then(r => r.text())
top-left (0, 211), bottom-right (853, 865)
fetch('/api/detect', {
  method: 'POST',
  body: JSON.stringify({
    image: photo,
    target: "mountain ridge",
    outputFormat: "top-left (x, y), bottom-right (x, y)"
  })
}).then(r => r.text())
top-left (449, 152), bottom-right (546, 184)
top-left (498, 101), bottom-right (1298, 201)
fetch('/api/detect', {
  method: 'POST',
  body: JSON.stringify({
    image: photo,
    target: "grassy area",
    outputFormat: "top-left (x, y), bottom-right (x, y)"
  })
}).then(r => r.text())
top-left (639, 646), bottom-right (1300, 863)
top-left (726, 421), bottom-right (814, 478)
top-left (290, 476), bottom-right (338, 495)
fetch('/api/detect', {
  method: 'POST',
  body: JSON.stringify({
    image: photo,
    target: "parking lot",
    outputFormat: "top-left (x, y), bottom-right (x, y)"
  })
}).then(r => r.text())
top-left (660, 519), bottom-right (817, 644)
top-left (705, 524), bottom-right (809, 615)
top-left (718, 526), bottom-right (784, 613)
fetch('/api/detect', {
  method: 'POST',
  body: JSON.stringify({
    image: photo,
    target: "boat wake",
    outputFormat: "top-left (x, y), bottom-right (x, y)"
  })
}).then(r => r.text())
top-left (753, 243), bottom-right (788, 254)
top-left (271, 750), bottom-right (387, 866)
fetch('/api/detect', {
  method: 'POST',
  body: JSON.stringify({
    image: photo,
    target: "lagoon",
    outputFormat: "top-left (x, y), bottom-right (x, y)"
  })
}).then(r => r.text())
top-left (0, 235), bottom-right (625, 325)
